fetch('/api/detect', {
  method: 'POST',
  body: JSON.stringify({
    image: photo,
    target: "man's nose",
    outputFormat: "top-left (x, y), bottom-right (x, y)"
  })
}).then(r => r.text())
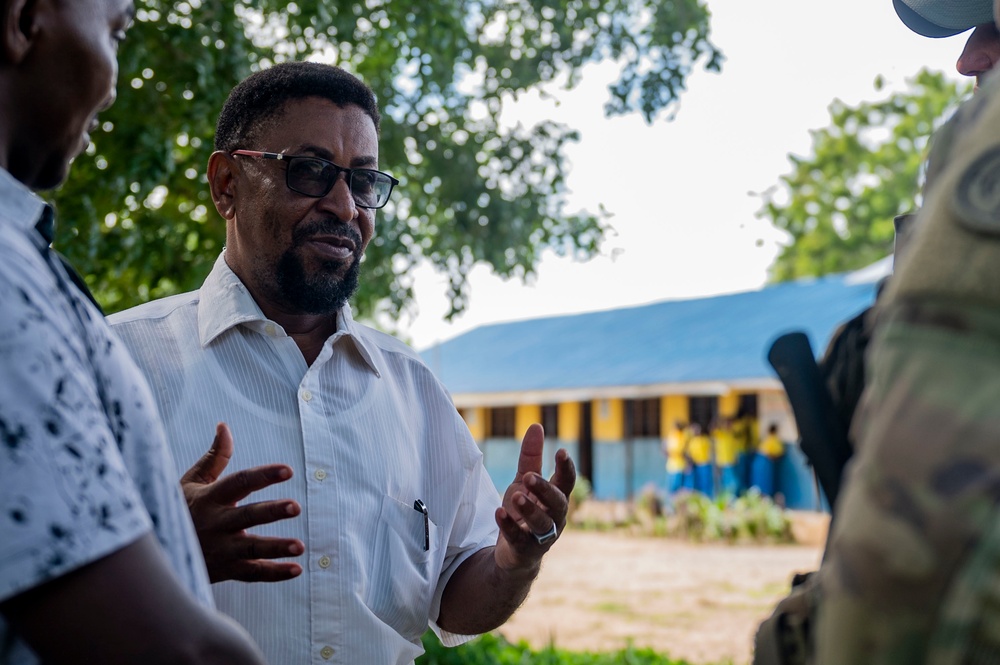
top-left (957, 24), bottom-right (1000, 81)
top-left (317, 174), bottom-right (359, 219)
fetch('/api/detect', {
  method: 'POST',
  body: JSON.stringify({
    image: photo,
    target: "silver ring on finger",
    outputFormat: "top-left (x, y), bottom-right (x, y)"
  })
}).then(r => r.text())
top-left (532, 522), bottom-right (558, 545)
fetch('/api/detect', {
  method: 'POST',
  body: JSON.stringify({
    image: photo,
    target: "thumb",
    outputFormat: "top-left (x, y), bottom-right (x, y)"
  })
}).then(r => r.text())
top-left (181, 422), bottom-right (234, 485)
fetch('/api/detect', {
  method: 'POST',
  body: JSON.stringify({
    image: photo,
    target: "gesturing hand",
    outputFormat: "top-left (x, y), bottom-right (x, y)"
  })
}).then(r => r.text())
top-left (181, 423), bottom-right (304, 583)
top-left (494, 423), bottom-right (576, 572)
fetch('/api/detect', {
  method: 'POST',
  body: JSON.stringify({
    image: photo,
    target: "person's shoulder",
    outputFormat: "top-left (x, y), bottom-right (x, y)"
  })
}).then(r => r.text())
top-left (108, 291), bottom-right (199, 327)
top-left (0, 228), bottom-right (53, 289)
top-left (350, 320), bottom-right (425, 362)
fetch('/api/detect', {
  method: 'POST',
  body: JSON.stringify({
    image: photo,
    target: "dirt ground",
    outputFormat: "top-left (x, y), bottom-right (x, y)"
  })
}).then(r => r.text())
top-left (497, 528), bottom-right (824, 664)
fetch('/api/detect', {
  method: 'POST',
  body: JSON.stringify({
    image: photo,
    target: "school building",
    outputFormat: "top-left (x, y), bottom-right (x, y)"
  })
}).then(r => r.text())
top-left (420, 264), bottom-right (885, 510)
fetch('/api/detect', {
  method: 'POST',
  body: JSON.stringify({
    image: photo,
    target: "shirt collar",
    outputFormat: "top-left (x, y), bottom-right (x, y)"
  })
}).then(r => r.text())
top-left (197, 252), bottom-right (381, 376)
top-left (0, 167), bottom-right (50, 250)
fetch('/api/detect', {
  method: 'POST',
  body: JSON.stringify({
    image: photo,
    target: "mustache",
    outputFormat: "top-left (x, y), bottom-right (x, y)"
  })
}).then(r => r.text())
top-left (292, 219), bottom-right (363, 249)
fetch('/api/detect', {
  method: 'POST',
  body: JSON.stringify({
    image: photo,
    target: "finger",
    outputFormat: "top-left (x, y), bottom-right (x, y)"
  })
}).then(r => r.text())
top-left (495, 506), bottom-right (529, 546)
top-left (513, 491), bottom-right (554, 536)
top-left (237, 534), bottom-right (304, 561)
top-left (524, 474), bottom-right (568, 522)
top-left (548, 448), bottom-right (577, 498)
top-left (226, 560), bottom-right (304, 584)
top-left (208, 464), bottom-right (294, 505)
top-left (514, 423), bottom-right (545, 481)
top-left (181, 422), bottom-right (234, 485)
top-left (218, 499), bottom-right (301, 532)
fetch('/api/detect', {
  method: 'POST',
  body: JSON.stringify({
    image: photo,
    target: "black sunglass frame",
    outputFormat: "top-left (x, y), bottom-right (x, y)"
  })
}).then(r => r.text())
top-left (232, 150), bottom-right (399, 209)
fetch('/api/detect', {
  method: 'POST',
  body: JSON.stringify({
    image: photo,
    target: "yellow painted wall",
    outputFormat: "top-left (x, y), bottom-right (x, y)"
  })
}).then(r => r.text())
top-left (660, 395), bottom-right (689, 438)
top-left (593, 398), bottom-right (624, 440)
top-left (461, 407), bottom-right (488, 441)
top-left (515, 404), bottom-right (542, 439)
top-left (558, 401), bottom-right (580, 442)
top-left (719, 392), bottom-right (740, 418)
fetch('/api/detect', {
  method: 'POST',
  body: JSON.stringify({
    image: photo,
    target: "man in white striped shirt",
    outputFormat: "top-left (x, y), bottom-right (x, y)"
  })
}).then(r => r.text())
top-left (110, 61), bottom-right (576, 665)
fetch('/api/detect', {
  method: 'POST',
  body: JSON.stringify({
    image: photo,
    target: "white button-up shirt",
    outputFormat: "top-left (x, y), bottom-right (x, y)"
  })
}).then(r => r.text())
top-left (0, 168), bottom-right (214, 664)
top-left (110, 254), bottom-right (501, 665)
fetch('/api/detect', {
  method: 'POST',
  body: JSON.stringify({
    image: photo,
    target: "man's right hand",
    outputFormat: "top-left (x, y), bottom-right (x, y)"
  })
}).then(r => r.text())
top-left (181, 423), bottom-right (304, 583)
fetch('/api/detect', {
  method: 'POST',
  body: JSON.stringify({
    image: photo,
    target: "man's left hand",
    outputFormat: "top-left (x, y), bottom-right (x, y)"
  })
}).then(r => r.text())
top-left (494, 423), bottom-right (576, 571)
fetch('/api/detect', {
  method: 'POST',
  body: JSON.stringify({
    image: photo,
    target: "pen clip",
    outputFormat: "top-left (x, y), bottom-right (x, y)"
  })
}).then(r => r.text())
top-left (413, 499), bottom-right (429, 551)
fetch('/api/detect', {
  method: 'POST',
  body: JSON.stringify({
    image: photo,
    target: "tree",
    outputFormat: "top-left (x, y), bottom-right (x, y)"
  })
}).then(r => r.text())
top-left (51, 0), bottom-right (723, 321)
top-left (757, 69), bottom-right (969, 283)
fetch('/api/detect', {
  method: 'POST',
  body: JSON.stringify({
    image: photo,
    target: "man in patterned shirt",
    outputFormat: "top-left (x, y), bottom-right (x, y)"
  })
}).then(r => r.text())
top-left (0, 0), bottom-right (265, 662)
top-left (111, 61), bottom-right (577, 664)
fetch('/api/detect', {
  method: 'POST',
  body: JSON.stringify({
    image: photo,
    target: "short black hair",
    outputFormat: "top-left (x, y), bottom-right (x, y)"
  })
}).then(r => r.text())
top-left (214, 61), bottom-right (380, 152)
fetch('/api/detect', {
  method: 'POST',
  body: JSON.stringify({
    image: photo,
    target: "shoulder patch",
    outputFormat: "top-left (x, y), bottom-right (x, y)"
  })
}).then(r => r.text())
top-left (952, 146), bottom-right (1000, 235)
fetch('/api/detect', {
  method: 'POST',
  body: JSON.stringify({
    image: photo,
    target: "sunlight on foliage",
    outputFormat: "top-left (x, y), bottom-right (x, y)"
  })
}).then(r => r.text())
top-left (756, 69), bottom-right (970, 282)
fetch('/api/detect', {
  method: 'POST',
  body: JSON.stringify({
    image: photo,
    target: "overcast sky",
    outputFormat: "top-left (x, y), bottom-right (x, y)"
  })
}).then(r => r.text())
top-left (395, 0), bottom-right (969, 350)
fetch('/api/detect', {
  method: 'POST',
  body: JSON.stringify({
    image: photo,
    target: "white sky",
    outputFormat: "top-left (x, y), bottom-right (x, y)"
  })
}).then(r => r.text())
top-left (396, 0), bottom-right (969, 351)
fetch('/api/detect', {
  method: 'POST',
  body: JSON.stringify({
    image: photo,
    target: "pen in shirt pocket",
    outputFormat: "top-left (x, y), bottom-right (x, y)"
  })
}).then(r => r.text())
top-left (413, 499), bottom-right (429, 551)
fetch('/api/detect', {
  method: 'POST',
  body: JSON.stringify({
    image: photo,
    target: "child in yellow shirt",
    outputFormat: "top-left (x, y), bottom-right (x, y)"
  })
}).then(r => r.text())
top-left (686, 423), bottom-right (714, 497)
top-left (664, 421), bottom-right (689, 494)
top-left (712, 418), bottom-right (739, 497)
top-left (751, 423), bottom-right (784, 497)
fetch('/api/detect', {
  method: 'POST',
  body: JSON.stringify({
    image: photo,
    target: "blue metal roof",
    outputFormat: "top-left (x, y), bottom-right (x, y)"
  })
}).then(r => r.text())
top-left (420, 273), bottom-right (879, 396)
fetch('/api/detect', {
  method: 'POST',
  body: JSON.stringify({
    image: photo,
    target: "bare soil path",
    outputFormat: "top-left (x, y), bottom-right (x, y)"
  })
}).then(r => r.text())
top-left (498, 529), bottom-right (823, 664)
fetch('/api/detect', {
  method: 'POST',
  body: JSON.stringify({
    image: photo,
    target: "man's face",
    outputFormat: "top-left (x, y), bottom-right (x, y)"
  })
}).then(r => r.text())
top-left (15, 0), bottom-right (133, 189)
top-left (224, 97), bottom-right (379, 316)
top-left (957, 22), bottom-right (1000, 90)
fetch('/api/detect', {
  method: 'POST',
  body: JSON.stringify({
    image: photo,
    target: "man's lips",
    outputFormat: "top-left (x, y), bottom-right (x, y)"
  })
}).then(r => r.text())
top-left (304, 234), bottom-right (356, 261)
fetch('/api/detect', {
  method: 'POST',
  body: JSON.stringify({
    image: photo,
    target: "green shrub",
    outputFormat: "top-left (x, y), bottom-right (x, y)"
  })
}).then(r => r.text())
top-left (416, 631), bottom-right (730, 664)
top-left (668, 489), bottom-right (792, 544)
top-left (570, 476), bottom-right (593, 511)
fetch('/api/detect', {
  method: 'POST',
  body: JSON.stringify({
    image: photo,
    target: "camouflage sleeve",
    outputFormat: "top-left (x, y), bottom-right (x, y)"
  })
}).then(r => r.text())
top-left (815, 73), bottom-right (1000, 664)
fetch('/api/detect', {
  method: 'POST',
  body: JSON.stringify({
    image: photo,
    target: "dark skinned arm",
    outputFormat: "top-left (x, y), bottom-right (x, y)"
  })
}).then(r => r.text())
top-left (1, 533), bottom-right (267, 665)
top-left (437, 424), bottom-right (576, 634)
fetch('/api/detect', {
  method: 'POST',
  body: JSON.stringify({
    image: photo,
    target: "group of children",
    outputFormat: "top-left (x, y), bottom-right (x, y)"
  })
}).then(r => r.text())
top-left (663, 415), bottom-right (785, 500)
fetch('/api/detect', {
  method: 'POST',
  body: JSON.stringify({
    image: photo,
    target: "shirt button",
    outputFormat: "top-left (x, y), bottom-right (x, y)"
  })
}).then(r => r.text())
top-left (301, 389), bottom-right (313, 402)
top-left (319, 555), bottom-right (331, 569)
top-left (320, 646), bottom-right (334, 660)
top-left (314, 469), bottom-right (327, 481)
top-left (264, 323), bottom-right (276, 336)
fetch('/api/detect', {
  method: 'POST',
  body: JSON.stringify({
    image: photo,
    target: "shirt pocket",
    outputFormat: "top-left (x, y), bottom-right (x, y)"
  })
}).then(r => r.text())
top-left (365, 494), bottom-right (441, 639)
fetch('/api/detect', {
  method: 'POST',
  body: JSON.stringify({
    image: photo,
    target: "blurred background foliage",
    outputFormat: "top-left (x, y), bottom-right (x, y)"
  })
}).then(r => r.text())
top-left (757, 69), bottom-right (969, 282)
top-left (51, 0), bottom-right (723, 324)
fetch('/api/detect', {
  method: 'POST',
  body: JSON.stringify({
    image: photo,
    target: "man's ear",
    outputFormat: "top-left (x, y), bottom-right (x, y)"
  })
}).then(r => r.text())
top-left (2, 0), bottom-right (40, 65)
top-left (207, 151), bottom-right (238, 222)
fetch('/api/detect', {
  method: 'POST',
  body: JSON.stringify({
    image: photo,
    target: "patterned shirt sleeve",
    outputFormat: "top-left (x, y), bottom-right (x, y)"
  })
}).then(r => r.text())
top-left (0, 249), bottom-right (151, 603)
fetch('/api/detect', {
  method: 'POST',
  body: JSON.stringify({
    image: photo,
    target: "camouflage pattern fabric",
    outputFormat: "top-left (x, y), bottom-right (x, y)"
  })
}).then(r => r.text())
top-left (815, 69), bottom-right (1000, 664)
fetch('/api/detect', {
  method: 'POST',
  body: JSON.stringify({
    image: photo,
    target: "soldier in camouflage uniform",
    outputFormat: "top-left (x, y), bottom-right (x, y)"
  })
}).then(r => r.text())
top-left (815, 41), bottom-right (1000, 663)
top-left (754, 4), bottom-right (1000, 664)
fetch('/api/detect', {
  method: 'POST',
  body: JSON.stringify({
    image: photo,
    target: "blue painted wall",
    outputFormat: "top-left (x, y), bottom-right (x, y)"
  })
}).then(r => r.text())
top-left (479, 437), bottom-right (823, 510)
top-left (480, 437), bottom-right (579, 493)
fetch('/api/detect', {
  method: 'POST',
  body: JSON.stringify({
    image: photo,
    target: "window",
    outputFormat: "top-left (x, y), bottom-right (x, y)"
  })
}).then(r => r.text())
top-left (541, 404), bottom-right (559, 439)
top-left (688, 396), bottom-right (718, 431)
top-left (489, 407), bottom-right (516, 438)
top-left (627, 398), bottom-right (661, 437)
top-left (737, 393), bottom-right (759, 418)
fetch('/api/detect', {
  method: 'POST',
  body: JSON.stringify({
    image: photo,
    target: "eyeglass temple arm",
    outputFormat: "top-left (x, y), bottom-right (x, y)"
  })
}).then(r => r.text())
top-left (231, 150), bottom-right (284, 160)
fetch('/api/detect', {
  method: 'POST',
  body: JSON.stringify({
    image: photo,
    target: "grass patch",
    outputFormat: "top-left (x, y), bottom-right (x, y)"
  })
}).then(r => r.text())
top-left (417, 631), bottom-right (735, 664)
